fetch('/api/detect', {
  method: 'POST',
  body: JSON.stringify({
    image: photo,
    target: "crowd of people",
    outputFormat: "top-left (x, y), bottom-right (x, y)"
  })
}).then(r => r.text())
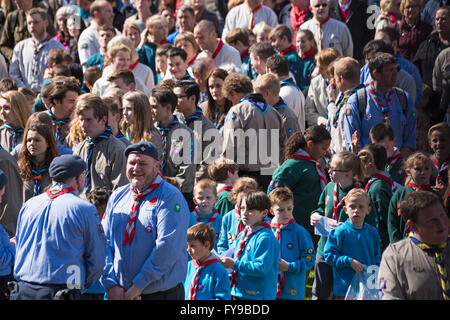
top-left (0, 0), bottom-right (448, 301)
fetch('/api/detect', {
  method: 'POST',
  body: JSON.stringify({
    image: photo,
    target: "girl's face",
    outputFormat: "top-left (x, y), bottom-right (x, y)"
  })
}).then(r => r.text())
top-left (306, 139), bottom-right (331, 160)
top-left (111, 50), bottom-right (131, 72)
top-left (328, 157), bottom-right (352, 184)
top-left (176, 40), bottom-right (195, 60)
top-left (26, 130), bottom-right (48, 159)
top-left (67, 18), bottom-right (80, 38)
top-left (126, 27), bottom-right (141, 48)
top-left (155, 55), bottom-right (168, 74)
top-left (57, 15), bottom-right (67, 31)
top-left (296, 33), bottom-right (313, 53)
top-left (429, 130), bottom-right (450, 162)
top-left (0, 97), bottom-right (19, 127)
top-left (407, 161), bottom-right (433, 186)
top-left (208, 76), bottom-right (224, 102)
top-left (122, 99), bottom-right (134, 125)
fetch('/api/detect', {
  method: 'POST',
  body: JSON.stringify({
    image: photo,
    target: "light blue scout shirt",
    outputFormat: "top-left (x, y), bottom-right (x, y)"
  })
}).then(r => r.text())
top-left (101, 180), bottom-right (190, 294)
top-left (189, 207), bottom-right (223, 251)
top-left (0, 224), bottom-right (14, 276)
top-left (217, 207), bottom-right (242, 256)
top-left (271, 222), bottom-right (315, 300)
top-left (343, 86), bottom-right (416, 151)
top-left (184, 253), bottom-right (231, 300)
top-left (13, 184), bottom-right (106, 290)
top-left (231, 218), bottom-right (280, 300)
top-left (324, 220), bottom-right (381, 297)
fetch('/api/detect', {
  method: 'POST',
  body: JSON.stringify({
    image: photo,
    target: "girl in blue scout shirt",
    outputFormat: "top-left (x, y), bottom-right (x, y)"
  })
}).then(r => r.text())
top-left (310, 151), bottom-right (365, 300)
top-left (388, 152), bottom-right (436, 244)
top-left (220, 191), bottom-right (280, 300)
top-left (184, 223), bottom-right (230, 300)
top-left (324, 188), bottom-right (381, 299)
top-left (268, 187), bottom-right (315, 300)
top-left (0, 170), bottom-right (15, 300)
top-left (189, 179), bottom-right (223, 251)
top-left (216, 177), bottom-right (258, 256)
top-left (268, 126), bottom-right (331, 237)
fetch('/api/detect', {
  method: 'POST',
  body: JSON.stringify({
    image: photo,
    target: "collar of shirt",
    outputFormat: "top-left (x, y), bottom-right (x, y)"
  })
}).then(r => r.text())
top-left (338, 0), bottom-right (352, 11)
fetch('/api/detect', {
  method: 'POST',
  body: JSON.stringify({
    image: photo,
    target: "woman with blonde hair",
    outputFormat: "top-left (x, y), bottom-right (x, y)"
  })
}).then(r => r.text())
top-left (375, 0), bottom-right (403, 32)
top-left (174, 31), bottom-right (201, 67)
top-left (121, 90), bottom-right (163, 155)
top-left (0, 90), bottom-right (32, 152)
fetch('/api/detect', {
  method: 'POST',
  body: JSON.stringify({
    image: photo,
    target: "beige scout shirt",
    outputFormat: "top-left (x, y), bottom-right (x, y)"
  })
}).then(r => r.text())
top-left (159, 120), bottom-right (196, 194)
top-left (305, 75), bottom-right (328, 127)
top-left (0, 125), bottom-right (23, 153)
top-left (0, 148), bottom-right (23, 236)
top-left (378, 237), bottom-right (450, 300)
top-left (221, 97), bottom-right (287, 173)
top-left (22, 168), bottom-right (51, 203)
top-left (73, 134), bottom-right (128, 194)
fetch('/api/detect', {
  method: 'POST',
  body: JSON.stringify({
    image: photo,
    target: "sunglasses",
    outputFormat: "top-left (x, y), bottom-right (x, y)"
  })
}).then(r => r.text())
top-left (314, 3), bottom-right (328, 8)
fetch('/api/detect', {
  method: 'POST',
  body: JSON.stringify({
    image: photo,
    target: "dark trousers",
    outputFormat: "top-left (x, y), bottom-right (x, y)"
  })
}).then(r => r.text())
top-left (9, 281), bottom-right (80, 300)
top-left (311, 253), bottom-right (333, 300)
top-left (0, 273), bottom-right (14, 300)
top-left (140, 283), bottom-right (184, 300)
top-left (182, 192), bottom-right (195, 212)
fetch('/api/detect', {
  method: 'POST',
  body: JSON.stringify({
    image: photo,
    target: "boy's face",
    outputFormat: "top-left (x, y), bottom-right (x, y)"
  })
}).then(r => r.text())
top-left (168, 55), bottom-right (187, 80)
top-left (374, 136), bottom-right (397, 159)
top-left (408, 202), bottom-right (448, 246)
top-left (77, 108), bottom-right (107, 138)
top-left (155, 55), bottom-right (168, 74)
top-left (193, 187), bottom-right (218, 215)
top-left (149, 96), bottom-right (172, 123)
top-left (187, 239), bottom-right (211, 262)
top-left (344, 196), bottom-right (371, 227)
top-left (406, 162), bottom-right (433, 186)
top-left (99, 30), bottom-right (115, 49)
top-left (111, 50), bottom-right (131, 71)
top-left (240, 198), bottom-right (268, 228)
top-left (250, 53), bottom-right (266, 75)
top-left (429, 130), bottom-right (450, 161)
top-left (271, 35), bottom-right (289, 53)
top-left (271, 200), bottom-right (294, 224)
top-left (111, 78), bottom-right (133, 94)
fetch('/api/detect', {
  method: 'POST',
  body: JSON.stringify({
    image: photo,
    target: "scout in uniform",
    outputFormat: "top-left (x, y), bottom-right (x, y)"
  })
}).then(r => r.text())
top-left (11, 155), bottom-right (106, 300)
top-left (427, 122), bottom-right (449, 190)
top-left (150, 86), bottom-right (196, 210)
top-left (73, 93), bottom-right (128, 195)
top-left (379, 191), bottom-right (450, 300)
top-left (100, 141), bottom-right (190, 300)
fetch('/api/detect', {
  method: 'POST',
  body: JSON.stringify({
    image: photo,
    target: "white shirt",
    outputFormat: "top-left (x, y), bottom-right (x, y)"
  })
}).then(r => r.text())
top-left (305, 75), bottom-right (328, 127)
top-left (198, 40), bottom-right (242, 71)
top-left (279, 81), bottom-right (306, 133)
top-left (300, 17), bottom-right (354, 57)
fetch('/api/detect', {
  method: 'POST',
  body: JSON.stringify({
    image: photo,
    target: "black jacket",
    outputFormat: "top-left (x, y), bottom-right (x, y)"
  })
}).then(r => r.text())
top-left (328, 0), bottom-right (374, 62)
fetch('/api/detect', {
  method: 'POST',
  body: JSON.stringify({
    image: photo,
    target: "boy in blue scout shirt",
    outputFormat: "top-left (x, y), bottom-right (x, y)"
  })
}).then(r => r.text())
top-left (220, 191), bottom-right (280, 300)
top-left (268, 187), bottom-right (315, 300)
top-left (0, 170), bottom-right (15, 300)
top-left (324, 188), bottom-right (381, 299)
top-left (189, 179), bottom-right (223, 251)
top-left (184, 223), bottom-right (230, 300)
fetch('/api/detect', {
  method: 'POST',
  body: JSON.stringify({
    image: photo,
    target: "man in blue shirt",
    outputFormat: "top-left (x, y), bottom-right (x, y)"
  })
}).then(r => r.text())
top-left (344, 52), bottom-right (416, 156)
top-left (11, 154), bottom-right (106, 300)
top-left (100, 141), bottom-right (190, 300)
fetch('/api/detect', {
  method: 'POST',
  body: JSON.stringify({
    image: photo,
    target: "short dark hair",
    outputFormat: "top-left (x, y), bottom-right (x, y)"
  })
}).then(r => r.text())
top-left (167, 46), bottom-right (187, 62)
top-left (377, 26), bottom-right (400, 43)
top-left (369, 122), bottom-right (395, 142)
top-left (359, 143), bottom-right (388, 171)
top-left (187, 222), bottom-right (216, 250)
top-left (107, 69), bottom-right (136, 85)
top-left (400, 190), bottom-right (443, 223)
top-left (237, 190), bottom-right (271, 212)
top-left (249, 42), bottom-right (275, 61)
top-left (0, 78), bottom-right (18, 93)
top-left (266, 54), bottom-right (290, 76)
top-left (174, 79), bottom-right (200, 105)
top-left (151, 87), bottom-right (178, 112)
top-left (363, 40), bottom-right (395, 59)
top-left (368, 52), bottom-right (397, 77)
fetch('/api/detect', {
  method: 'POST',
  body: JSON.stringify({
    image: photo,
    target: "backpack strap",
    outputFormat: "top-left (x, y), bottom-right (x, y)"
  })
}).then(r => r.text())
top-left (356, 86), bottom-right (368, 121)
top-left (393, 87), bottom-right (408, 115)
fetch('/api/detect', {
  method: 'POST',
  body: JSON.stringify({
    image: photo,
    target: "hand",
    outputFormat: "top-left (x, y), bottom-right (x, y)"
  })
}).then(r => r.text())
top-left (431, 183), bottom-right (446, 197)
top-left (220, 257), bottom-right (235, 269)
top-left (107, 285), bottom-right (125, 300)
top-left (350, 131), bottom-right (359, 154)
top-left (310, 212), bottom-right (322, 226)
top-left (9, 237), bottom-right (15, 246)
top-left (279, 258), bottom-right (289, 272)
top-left (327, 79), bottom-right (337, 102)
top-left (350, 259), bottom-right (365, 273)
top-left (124, 285), bottom-right (142, 300)
top-left (329, 219), bottom-right (340, 229)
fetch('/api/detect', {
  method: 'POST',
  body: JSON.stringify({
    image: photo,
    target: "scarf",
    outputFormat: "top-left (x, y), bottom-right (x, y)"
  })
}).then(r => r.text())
top-left (386, 149), bottom-right (402, 172)
top-left (291, 6), bottom-right (311, 31)
top-left (193, 207), bottom-right (219, 224)
top-left (122, 173), bottom-right (163, 246)
top-left (211, 39), bottom-right (224, 59)
top-left (46, 183), bottom-right (75, 199)
top-left (157, 116), bottom-right (181, 170)
top-left (332, 182), bottom-right (361, 220)
top-left (4, 123), bottom-right (23, 151)
top-left (430, 154), bottom-right (449, 185)
top-left (47, 110), bottom-right (71, 145)
top-left (365, 171), bottom-right (393, 192)
top-left (300, 47), bottom-right (316, 59)
top-left (240, 93), bottom-right (269, 114)
top-left (368, 84), bottom-right (395, 124)
top-left (188, 254), bottom-right (220, 300)
top-left (31, 167), bottom-right (48, 196)
top-left (289, 148), bottom-right (328, 190)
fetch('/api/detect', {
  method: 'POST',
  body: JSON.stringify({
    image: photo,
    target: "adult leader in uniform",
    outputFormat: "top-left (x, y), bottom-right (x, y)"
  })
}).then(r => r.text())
top-left (11, 155), bottom-right (106, 300)
top-left (101, 141), bottom-right (190, 300)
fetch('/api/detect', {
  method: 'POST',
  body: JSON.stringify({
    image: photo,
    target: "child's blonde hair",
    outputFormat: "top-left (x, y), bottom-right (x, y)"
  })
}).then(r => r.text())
top-left (268, 187), bottom-right (294, 206)
top-left (296, 29), bottom-right (317, 49)
top-left (427, 122), bottom-right (449, 141)
top-left (252, 72), bottom-right (280, 96)
top-left (344, 188), bottom-right (370, 206)
top-left (187, 222), bottom-right (216, 251)
top-left (230, 177), bottom-right (258, 203)
top-left (193, 178), bottom-right (217, 196)
top-left (208, 157), bottom-right (239, 183)
top-left (331, 151), bottom-right (364, 181)
top-left (403, 151), bottom-right (434, 186)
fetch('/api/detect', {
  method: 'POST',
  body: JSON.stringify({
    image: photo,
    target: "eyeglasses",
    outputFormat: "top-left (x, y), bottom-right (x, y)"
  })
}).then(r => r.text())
top-left (314, 3), bottom-right (328, 8)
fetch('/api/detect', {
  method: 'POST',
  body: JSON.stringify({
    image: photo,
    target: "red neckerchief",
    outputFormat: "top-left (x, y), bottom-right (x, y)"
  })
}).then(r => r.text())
top-left (430, 154), bottom-right (450, 185)
top-left (289, 150), bottom-right (329, 190)
top-left (193, 207), bottom-right (219, 224)
top-left (158, 38), bottom-right (168, 47)
top-left (320, 16), bottom-right (331, 25)
top-left (332, 182), bottom-right (361, 220)
top-left (234, 207), bottom-right (244, 241)
top-left (46, 184), bottom-right (75, 199)
top-left (188, 256), bottom-right (220, 300)
top-left (212, 39), bottom-right (224, 59)
top-left (365, 172), bottom-right (393, 192)
top-left (129, 60), bottom-right (139, 71)
top-left (291, 6), bottom-right (311, 31)
top-left (217, 185), bottom-right (232, 196)
top-left (407, 182), bottom-right (432, 190)
top-left (280, 44), bottom-right (296, 55)
top-left (231, 221), bottom-right (271, 288)
top-left (368, 84), bottom-right (395, 123)
top-left (187, 52), bottom-right (199, 66)
top-left (249, 3), bottom-right (263, 29)
top-left (240, 46), bottom-right (250, 60)
top-left (386, 150), bottom-right (403, 172)
top-left (388, 14), bottom-right (399, 23)
top-left (300, 47), bottom-right (316, 59)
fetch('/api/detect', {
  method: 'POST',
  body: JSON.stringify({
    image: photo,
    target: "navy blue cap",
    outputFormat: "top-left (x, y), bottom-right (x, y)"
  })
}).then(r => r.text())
top-left (125, 141), bottom-right (159, 160)
top-left (49, 155), bottom-right (87, 181)
top-left (0, 169), bottom-right (7, 187)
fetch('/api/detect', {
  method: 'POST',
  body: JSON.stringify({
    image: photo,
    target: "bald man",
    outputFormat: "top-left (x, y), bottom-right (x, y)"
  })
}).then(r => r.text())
top-left (194, 20), bottom-right (241, 71)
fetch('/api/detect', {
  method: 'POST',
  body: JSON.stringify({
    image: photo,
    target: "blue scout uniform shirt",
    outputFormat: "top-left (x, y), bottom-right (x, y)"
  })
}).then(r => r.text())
top-left (184, 255), bottom-right (231, 300)
top-left (13, 184), bottom-right (106, 289)
top-left (217, 207), bottom-right (242, 255)
top-left (0, 224), bottom-right (14, 276)
top-left (271, 221), bottom-right (315, 300)
top-left (189, 207), bottom-right (223, 251)
top-left (324, 220), bottom-right (381, 297)
top-left (343, 86), bottom-right (416, 151)
top-left (231, 218), bottom-right (280, 300)
top-left (101, 180), bottom-right (190, 294)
